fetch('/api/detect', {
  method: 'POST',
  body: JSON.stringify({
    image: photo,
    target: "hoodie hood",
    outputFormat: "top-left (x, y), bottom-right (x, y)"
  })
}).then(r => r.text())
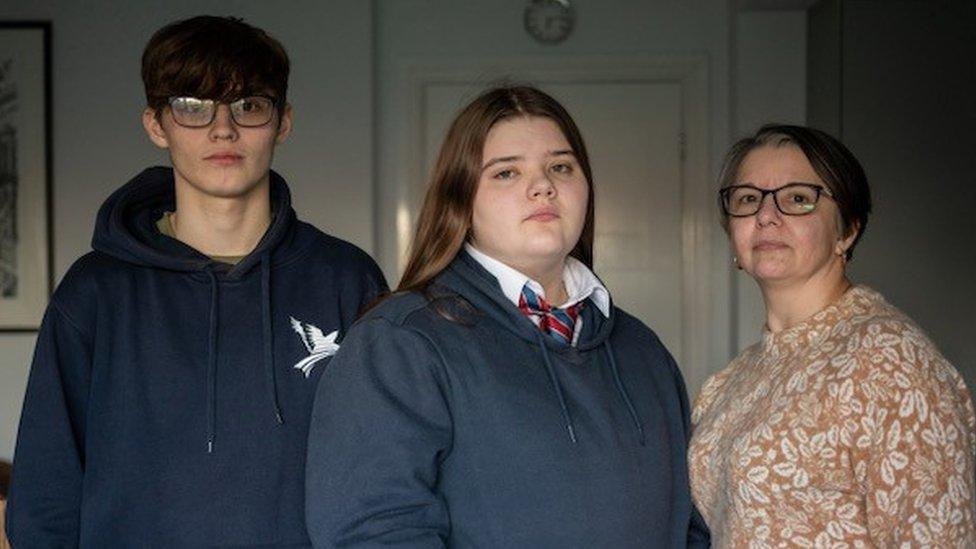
top-left (435, 250), bottom-right (644, 445)
top-left (92, 166), bottom-right (297, 279)
top-left (91, 166), bottom-right (299, 452)
top-left (8, 165), bottom-right (389, 545)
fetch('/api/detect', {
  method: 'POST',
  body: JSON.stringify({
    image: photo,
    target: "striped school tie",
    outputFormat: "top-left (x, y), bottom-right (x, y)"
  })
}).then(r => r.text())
top-left (518, 284), bottom-right (582, 345)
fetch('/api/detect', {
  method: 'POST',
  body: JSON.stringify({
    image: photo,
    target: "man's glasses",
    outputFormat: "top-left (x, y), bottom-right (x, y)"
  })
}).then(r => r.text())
top-left (168, 96), bottom-right (277, 128)
top-left (719, 183), bottom-right (834, 217)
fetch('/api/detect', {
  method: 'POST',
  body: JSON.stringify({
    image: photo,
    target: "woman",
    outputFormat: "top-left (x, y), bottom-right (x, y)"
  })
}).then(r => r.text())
top-left (689, 124), bottom-right (976, 547)
top-left (305, 86), bottom-right (708, 547)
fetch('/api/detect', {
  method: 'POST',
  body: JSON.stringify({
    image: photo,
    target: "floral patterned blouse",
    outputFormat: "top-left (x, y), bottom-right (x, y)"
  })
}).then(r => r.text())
top-left (689, 286), bottom-right (976, 548)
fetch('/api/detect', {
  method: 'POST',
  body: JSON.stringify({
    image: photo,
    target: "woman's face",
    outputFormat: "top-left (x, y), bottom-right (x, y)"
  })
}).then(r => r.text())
top-left (470, 116), bottom-right (589, 275)
top-left (729, 144), bottom-right (854, 286)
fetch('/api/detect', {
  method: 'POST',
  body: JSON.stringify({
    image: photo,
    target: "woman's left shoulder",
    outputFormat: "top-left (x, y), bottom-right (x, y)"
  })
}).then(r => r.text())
top-left (843, 287), bottom-right (970, 396)
top-left (845, 288), bottom-right (937, 350)
top-left (835, 287), bottom-right (929, 351)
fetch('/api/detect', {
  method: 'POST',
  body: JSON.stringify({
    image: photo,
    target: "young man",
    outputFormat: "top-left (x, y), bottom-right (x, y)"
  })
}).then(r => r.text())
top-left (6, 16), bottom-right (386, 546)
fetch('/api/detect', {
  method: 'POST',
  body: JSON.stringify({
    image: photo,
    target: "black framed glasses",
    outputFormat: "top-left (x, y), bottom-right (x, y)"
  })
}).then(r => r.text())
top-left (167, 95), bottom-right (277, 128)
top-left (719, 183), bottom-right (834, 217)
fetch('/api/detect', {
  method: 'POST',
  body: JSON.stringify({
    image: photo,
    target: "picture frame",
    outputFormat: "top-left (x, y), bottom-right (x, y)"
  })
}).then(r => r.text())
top-left (0, 22), bottom-right (52, 331)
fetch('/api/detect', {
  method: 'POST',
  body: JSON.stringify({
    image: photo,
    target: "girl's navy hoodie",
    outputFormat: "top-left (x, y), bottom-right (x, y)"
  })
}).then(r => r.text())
top-left (305, 251), bottom-right (709, 548)
top-left (6, 167), bottom-right (387, 547)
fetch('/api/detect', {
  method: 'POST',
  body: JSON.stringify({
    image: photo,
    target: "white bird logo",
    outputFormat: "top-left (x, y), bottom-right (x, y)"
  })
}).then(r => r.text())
top-left (289, 316), bottom-right (340, 378)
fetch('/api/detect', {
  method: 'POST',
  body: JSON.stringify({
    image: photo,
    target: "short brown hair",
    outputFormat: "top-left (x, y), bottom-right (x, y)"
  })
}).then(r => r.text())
top-left (397, 85), bottom-right (595, 293)
top-left (141, 16), bottom-right (289, 113)
top-left (718, 124), bottom-right (872, 261)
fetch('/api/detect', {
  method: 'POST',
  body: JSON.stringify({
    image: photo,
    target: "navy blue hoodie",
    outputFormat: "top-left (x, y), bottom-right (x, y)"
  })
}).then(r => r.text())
top-left (6, 167), bottom-right (387, 547)
top-left (306, 251), bottom-right (709, 548)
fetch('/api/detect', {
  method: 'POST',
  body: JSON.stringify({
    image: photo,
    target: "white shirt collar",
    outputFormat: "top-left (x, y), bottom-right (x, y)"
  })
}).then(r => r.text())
top-left (463, 243), bottom-right (610, 317)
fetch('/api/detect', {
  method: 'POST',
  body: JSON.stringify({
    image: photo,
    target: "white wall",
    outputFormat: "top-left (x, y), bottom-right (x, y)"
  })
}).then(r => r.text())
top-left (0, 0), bottom-right (374, 460)
top-left (0, 337), bottom-right (33, 462)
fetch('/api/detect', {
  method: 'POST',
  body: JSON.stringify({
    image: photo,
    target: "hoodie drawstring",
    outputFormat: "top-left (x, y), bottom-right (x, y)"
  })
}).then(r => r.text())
top-left (533, 330), bottom-right (646, 446)
top-left (262, 252), bottom-right (284, 425)
top-left (206, 269), bottom-right (219, 454)
top-left (604, 342), bottom-right (646, 446)
top-left (205, 254), bottom-right (283, 455)
top-left (535, 331), bottom-right (578, 444)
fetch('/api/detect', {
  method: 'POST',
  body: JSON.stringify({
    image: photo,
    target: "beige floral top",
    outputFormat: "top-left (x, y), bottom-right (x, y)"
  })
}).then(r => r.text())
top-left (689, 286), bottom-right (976, 548)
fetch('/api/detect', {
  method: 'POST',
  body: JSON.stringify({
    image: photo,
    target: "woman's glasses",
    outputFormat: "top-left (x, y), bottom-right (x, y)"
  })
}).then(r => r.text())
top-left (719, 183), bottom-right (834, 217)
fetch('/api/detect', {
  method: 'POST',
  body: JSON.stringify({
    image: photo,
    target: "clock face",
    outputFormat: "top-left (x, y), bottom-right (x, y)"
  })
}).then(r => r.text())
top-left (523, 0), bottom-right (575, 45)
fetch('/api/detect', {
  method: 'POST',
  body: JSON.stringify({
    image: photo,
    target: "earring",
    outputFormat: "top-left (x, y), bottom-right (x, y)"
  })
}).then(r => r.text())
top-left (731, 256), bottom-right (743, 270)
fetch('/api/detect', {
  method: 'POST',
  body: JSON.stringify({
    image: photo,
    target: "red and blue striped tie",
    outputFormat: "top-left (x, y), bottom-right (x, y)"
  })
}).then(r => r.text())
top-left (518, 284), bottom-right (582, 345)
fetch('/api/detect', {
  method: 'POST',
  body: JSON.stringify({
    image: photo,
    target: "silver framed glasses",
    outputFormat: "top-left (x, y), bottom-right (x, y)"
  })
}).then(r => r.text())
top-left (719, 183), bottom-right (834, 217)
top-left (167, 95), bottom-right (277, 128)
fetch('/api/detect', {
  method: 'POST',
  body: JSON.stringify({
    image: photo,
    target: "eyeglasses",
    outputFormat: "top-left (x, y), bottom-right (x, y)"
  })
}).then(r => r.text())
top-left (167, 96), bottom-right (277, 128)
top-left (719, 183), bottom-right (834, 217)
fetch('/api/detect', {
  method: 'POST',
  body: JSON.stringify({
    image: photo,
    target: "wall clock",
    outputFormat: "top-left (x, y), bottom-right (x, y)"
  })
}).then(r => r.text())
top-left (524, 0), bottom-right (575, 45)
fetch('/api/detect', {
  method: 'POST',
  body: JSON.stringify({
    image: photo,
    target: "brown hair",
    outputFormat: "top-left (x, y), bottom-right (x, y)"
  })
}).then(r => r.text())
top-left (0, 459), bottom-right (10, 499)
top-left (396, 85), bottom-right (595, 293)
top-left (717, 124), bottom-right (872, 261)
top-left (141, 16), bottom-right (289, 114)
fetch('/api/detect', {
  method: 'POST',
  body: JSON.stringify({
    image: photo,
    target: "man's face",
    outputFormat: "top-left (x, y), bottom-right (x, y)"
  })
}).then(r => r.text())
top-left (142, 97), bottom-right (292, 200)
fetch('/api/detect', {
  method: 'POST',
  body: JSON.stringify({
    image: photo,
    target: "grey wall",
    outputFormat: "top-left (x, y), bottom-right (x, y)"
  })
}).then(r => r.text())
top-left (809, 0), bottom-right (976, 393)
top-left (732, 9), bottom-right (809, 350)
top-left (0, 0), bottom-right (374, 460)
top-left (807, 0), bottom-right (841, 136)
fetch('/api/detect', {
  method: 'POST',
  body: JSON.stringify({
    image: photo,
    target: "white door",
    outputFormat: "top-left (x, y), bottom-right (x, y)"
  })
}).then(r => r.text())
top-left (422, 81), bottom-right (685, 363)
top-left (375, 8), bottom-right (715, 394)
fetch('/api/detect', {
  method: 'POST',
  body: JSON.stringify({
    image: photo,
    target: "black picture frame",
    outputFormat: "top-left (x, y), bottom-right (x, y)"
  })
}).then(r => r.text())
top-left (0, 21), bottom-right (53, 332)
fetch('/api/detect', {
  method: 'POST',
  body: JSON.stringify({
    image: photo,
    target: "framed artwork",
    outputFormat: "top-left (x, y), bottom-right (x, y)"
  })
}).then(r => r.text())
top-left (0, 22), bottom-right (52, 331)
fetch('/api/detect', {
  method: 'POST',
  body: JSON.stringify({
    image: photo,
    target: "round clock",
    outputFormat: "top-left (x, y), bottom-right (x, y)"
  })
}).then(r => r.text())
top-left (523, 0), bottom-right (575, 45)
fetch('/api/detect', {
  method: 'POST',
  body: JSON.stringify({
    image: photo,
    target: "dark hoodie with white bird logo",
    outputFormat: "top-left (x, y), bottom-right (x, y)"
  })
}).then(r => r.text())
top-left (6, 166), bottom-right (387, 547)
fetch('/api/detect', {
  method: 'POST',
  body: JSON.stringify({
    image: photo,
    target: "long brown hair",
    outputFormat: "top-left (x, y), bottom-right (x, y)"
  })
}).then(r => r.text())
top-left (397, 86), bottom-right (596, 293)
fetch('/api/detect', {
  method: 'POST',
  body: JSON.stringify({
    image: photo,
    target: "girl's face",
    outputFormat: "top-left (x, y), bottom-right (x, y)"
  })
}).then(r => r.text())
top-left (470, 116), bottom-right (589, 275)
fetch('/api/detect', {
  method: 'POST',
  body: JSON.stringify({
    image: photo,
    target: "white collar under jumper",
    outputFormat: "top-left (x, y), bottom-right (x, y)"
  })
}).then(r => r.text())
top-left (463, 243), bottom-right (610, 346)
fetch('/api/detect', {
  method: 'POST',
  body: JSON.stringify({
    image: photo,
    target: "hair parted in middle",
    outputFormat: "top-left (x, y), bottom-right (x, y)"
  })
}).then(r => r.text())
top-left (396, 85), bottom-right (596, 294)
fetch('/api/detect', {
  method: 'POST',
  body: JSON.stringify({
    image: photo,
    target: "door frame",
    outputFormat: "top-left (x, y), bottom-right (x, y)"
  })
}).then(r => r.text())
top-left (376, 53), bottom-right (714, 387)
